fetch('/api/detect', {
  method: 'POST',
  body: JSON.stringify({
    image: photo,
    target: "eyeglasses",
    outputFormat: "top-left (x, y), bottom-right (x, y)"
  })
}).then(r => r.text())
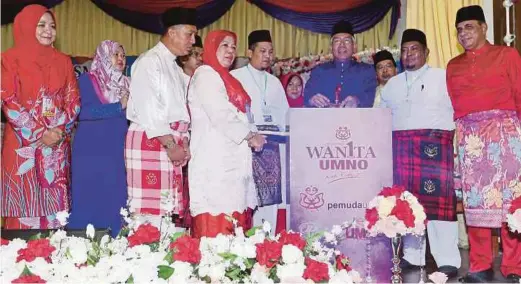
top-left (190, 51), bottom-right (202, 58)
top-left (332, 38), bottom-right (354, 45)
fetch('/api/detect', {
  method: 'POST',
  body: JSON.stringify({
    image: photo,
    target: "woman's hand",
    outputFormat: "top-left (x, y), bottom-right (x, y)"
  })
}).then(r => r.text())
top-left (39, 128), bottom-right (64, 147)
top-left (248, 133), bottom-right (267, 152)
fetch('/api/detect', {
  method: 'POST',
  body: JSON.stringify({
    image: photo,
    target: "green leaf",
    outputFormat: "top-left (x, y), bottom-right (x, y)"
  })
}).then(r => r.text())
top-left (117, 227), bottom-right (130, 238)
top-left (268, 266), bottom-right (279, 283)
top-left (218, 252), bottom-right (238, 261)
top-left (225, 267), bottom-right (242, 280)
top-left (245, 226), bottom-right (260, 237)
top-left (125, 275), bottom-right (134, 284)
top-left (157, 265), bottom-right (175, 280)
top-left (21, 265), bottom-right (33, 277)
top-left (148, 242), bottom-right (160, 252)
top-left (244, 258), bottom-right (255, 269)
top-left (28, 232), bottom-right (42, 241)
top-left (169, 232), bottom-right (186, 243)
top-left (163, 250), bottom-right (174, 264)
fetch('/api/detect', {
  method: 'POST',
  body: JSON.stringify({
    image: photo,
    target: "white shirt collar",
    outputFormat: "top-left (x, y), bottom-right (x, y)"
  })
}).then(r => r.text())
top-left (404, 63), bottom-right (429, 77)
top-left (157, 41), bottom-right (177, 61)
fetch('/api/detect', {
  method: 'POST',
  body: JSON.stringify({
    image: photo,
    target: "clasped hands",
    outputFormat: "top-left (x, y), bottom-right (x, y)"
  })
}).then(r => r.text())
top-left (166, 137), bottom-right (190, 167)
top-left (309, 93), bottom-right (359, 108)
top-left (247, 132), bottom-right (267, 152)
top-left (38, 128), bottom-right (65, 147)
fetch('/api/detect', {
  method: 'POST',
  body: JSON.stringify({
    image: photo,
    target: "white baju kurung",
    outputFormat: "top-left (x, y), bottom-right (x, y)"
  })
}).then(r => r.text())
top-left (231, 64), bottom-right (290, 230)
top-left (188, 65), bottom-right (258, 216)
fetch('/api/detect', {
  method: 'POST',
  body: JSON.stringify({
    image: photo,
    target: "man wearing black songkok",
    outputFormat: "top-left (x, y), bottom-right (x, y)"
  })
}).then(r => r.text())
top-left (125, 7), bottom-right (198, 233)
top-left (303, 20), bottom-right (376, 108)
top-left (447, 5), bottom-right (521, 283)
top-left (372, 50), bottom-right (397, 107)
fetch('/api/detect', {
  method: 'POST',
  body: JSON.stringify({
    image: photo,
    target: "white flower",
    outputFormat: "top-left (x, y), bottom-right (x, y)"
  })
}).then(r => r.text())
top-left (263, 221), bottom-right (272, 234)
top-left (281, 245), bottom-right (304, 264)
top-left (66, 237), bottom-right (89, 264)
top-left (276, 263), bottom-right (306, 281)
top-left (428, 271), bottom-right (448, 284)
top-left (171, 261), bottom-right (193, 280)
top-left (330, 269), bottom-right (354, 283)
top-left (56, 210), bottom-right (70, 226)
top-left (50, 229), bottom-right (67, 247)
top-left (348, 270), bottom-right (362, 283)
top-left (324, 232), bottom-right (337, 245)
top-left (86, 224), bottom-right (95, 239)
top-left (377, 196), bottom-right (396, 218)
top-left (208, 263), bottom-right (226, 281)
top-left (331, 225), bottom-right (343, 236)
top-left (250, 263), bottom-right (273, 283)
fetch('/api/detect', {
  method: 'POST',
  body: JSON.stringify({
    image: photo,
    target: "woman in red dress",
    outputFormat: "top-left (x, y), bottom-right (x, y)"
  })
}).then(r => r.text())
top-left (1, 5), bottom-right (80, 229)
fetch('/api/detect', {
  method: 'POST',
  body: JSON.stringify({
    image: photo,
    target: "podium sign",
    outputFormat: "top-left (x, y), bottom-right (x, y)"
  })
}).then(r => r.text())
top-left (289, 108), bottom-right (393, 282)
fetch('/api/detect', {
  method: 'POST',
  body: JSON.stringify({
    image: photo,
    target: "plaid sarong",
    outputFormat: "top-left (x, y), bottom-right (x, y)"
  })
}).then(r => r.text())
top-left (125, 122), bottom-right (189, 217)
top-left (393, 129), bottom-right (456, 221)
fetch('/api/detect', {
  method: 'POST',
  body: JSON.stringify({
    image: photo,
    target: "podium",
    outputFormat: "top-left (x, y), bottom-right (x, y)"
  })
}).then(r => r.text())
top-left (288, 108), bottom-right (393, 282)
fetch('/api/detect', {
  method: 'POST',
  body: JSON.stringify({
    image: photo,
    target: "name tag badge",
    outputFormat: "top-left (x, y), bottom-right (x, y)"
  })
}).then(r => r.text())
top-left (42, 97), bottom-right (55, 117)
top-left (261, 105), bottom-right (273, 123)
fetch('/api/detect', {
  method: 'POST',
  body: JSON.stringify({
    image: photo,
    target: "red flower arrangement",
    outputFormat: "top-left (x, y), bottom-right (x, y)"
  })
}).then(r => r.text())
top-left (16, 239), bottom-right (56, 263)
top-left (365, 185), bottom-right (427, 238)
top-left (127, 223), bottom-right (160, 247)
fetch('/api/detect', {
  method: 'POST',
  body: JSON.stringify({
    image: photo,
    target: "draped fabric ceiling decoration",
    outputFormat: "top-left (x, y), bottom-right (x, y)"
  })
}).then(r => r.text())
top-left (1, 0), bottom-right (64, 25)
top-left (1, 0), bottom-right (399, 57)
top-left (1, 0), bottom-right (399, 37)
top-left (248, 0), bottom-right (401, 38)
top-left (90, 0), bottom-right (236, 34)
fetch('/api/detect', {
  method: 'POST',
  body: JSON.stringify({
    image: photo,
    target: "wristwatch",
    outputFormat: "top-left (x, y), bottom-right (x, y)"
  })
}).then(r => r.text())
top-left (163, 140), bottom-right (176, 149)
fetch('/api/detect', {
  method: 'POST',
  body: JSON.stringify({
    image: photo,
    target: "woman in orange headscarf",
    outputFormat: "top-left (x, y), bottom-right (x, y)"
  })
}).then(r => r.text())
top-left (1, 5), bottom-right (80, 229)
top-left (187, 30), bottom-right (266, 238)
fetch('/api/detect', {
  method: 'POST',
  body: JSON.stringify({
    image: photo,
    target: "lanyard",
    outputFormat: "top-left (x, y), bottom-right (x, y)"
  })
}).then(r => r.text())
top-left (405, 66), bottom-right (430, 98)
top-left (247, 65), bottom-right (268, 106)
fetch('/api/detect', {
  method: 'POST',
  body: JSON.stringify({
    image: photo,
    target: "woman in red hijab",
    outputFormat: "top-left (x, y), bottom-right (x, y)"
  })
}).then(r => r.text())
top-left (1, 5), bottom-right (80, 229)
top-left (187, 30), bottom-right (266, 238)
top-left (280, 72), bottom-right (304, 107)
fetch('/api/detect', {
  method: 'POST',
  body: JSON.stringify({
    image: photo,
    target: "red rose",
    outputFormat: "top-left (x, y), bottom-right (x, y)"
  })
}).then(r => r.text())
top-left (380, 185), bottom-right (405, 198)
top-left (365, 207), bottom-right (379, 229)
top-left (127, 224), bottom-right (160, 247)
top-left (255, 240), bottom-right (283, 268)
top-left (1, 238), bottom-right (9, 246)
top-left (335, 254), bottom-right (352, 271)
top-left (169, 235), bottom-right (201, 264)
top-left (12, 274), bottom-right (46, 283)
top-left (16, 239), bottom-right (56, 263)
top-left (509, 197), bottom-right (521, 214)
top-left (391, 199), bottom-right (415, 228)
top-left (278, 231), bottom-right (306, 250)
top-left (303, 257), bottom-right (330, 282)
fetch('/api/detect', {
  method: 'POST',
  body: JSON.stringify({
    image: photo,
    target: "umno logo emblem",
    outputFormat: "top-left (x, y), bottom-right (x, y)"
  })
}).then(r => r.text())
top-left (336, 126), bottom-right (351, 141)
top-left (299, 186), bottom-right (325, 210)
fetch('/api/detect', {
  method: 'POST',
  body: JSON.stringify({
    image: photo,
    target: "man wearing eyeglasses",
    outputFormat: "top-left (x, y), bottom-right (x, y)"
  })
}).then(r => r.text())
top-left (372, 50), bottom-right (397, 107)
top-left (304, 20), bottom-right (376, 108)
top-left (176, 35), bottom-right (203, 91)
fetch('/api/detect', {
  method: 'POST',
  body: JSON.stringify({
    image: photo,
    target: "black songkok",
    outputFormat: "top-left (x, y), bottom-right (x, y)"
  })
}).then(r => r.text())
top-left (161, 7), bottom-right (197, 31)
top-left (401, 29), bottom-right (427, 46)
top-left (248, 30), bottom-right (272, 47)
top-left (331, 20), bottom-right (354, 37)
top-left (373, 50), bottom-right (396, 69)
top-left (455, 5), bottom-right (486, 26)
